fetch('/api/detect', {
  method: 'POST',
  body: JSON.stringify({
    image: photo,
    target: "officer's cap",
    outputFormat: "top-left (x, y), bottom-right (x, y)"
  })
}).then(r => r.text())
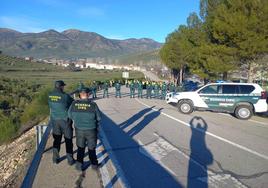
top-left (55, 80), bottom-right (66, 88)
top-left (79, 87), bottom-right (90, 93)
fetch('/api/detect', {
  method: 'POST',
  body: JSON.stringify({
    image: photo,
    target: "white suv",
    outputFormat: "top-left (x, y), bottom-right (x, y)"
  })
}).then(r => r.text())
top-left (166, 83), bottom-right (267, 120)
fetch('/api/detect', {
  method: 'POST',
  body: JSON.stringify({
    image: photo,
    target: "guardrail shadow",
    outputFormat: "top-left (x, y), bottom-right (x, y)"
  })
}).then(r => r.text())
top-left (127, 108), bottom-right (163, 137)
top-left (100, 112), bottom-right (182, 188)
top-left (119, 106), bottom-right (154, 130)
top-left (187, 116), bottom-right (213, 188)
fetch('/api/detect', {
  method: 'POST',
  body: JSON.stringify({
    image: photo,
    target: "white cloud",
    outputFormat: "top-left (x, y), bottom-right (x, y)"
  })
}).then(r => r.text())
top-left (105, 35), bottom-right (126, 40)
top-left (0, 16), bottom-right (45, 32)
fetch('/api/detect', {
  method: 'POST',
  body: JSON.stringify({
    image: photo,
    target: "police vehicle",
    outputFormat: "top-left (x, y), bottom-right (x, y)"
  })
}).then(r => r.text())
top-left (166, 83), bottom-right (267, 120)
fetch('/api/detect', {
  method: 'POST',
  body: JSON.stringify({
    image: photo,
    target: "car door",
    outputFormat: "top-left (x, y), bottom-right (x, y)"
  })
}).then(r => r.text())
top-left (220, 84), bottom-right (240, 111)
top-left (198, 84), bottom-right (222, 110)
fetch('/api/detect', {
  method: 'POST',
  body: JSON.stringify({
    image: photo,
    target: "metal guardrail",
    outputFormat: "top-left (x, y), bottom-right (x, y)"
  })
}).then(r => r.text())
top-left (21, 122), bottom-right (52, 188)
top-left (35, 124), bottom-right (48, 150)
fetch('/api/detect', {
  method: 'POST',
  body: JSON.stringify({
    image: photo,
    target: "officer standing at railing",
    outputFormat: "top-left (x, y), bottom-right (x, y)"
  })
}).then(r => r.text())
top-left (68, 86), bottom-right (101, 171)
top-left (115, 80), bottom-right (122, 98)
top-left (92, 81), bottom-right (97, 99)
top-left (129, 80), bottom-right (135, 98)
top-left (161, 82), bottom-right (167, 100)
top-left (103, 81), bottom-right (109, 98)
top-left (48, 80), bottom-right (75, 165)
top-left (137, 80), bottom-right (143, 98)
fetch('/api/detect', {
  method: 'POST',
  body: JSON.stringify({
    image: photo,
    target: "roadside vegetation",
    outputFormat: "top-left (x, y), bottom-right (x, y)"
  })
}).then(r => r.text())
top-left (0, 54), bottom-right (144, 144)
top-left (160, 0), bottom-right (268, 85)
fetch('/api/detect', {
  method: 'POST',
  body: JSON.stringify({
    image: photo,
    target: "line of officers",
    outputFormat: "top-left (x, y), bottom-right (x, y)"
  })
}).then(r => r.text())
top-left (100, 80), bottom-right (177, 99)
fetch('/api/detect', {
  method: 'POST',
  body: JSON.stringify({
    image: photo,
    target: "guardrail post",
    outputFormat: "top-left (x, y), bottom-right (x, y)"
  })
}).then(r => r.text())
top-left (35, 124), bottom-right (48, 150)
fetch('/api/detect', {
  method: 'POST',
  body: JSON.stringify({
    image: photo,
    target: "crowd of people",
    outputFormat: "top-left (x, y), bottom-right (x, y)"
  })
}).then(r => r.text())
top-left (100, 80), bottom-right (178, 99)
top-left (47, 79), bottom-right (180, 172)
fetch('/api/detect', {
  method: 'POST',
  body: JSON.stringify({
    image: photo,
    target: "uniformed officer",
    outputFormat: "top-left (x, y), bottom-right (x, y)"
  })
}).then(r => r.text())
top-left (137, 81), bottom-right (143, 98)
top-left (129, 80), bottom-right (135, 98)
top-left (68, 87), bottom-right (101, 171)
top-left (161, 82), bottom-right (167, 100)
top-left (103, 81), bottom-right (109, 98)
top-left (169, 82), bottom-right (176, 93)
top-left (153, 82), bottom-right (160, 99)
top-left (48, 80), bottom-right (74, 165)
top-left (115, 80), bottom-right (121, 98)
top-left (91, 81), bottom-right (97, 99)
top-left (146, 81), bottom-right (152, 99)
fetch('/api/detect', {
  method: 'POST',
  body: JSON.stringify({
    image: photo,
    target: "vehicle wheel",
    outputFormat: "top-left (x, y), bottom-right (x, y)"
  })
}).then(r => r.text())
top-left (235, 105), bottom-right (253, 120)
top-left (178, 100), bottom-right (194, 114)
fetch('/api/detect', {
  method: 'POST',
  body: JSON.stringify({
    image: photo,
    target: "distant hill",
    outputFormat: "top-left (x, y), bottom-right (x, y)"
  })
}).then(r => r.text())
top-left (0, 28), bottom-right (162, 59)
top-left (114, 50), bottom-right (161, 65)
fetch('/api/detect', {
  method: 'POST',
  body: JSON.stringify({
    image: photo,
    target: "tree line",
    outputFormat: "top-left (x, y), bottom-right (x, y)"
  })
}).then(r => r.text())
top-left (160, 0), bottom-right (268, 84)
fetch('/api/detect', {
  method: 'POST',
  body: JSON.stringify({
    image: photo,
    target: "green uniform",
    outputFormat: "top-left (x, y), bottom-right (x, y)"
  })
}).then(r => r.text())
top-left (169, 83), bottom-right (176, 93)
top-left (92, 82), bottom-right (97, 99)
top-left (48, 88), bottom-right (74, 164)
top-left (130, 82), bottom-right (135, 98)
top-left (68, 98), bottom-right (101, 168)
top-left (153, 83), bottom-right (160, 99)
top-left (48, 89), bottom-right (73, 134)
top-left (103, 82), bottom-right (109, 98)
top-left (137, 82), bottom-right (143, 98)
top-left (146, 83), bottom-right (152, 99)
top-left (68, 99), bottom-right (101, 131)
top-left (161, 83), bottom-right (167, 100)
top-left (115, 82), bottom-right (121, 98)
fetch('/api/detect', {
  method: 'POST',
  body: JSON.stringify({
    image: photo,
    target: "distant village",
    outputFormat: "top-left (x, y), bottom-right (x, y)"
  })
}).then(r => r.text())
top-left (23, 56), bottom-right (268, 84)
top-left (23, 56), bottom-right (170, 77)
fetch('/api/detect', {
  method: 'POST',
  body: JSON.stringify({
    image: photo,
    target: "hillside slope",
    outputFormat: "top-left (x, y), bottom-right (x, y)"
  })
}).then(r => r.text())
top-left (0, 28), bottom-right (162, 59)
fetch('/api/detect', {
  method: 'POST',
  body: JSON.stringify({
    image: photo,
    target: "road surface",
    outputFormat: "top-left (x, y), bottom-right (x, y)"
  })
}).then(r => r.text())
top-left (32, 82), bottom-right (268, 187)
top-left (95, 86), bottom-right (268, 188)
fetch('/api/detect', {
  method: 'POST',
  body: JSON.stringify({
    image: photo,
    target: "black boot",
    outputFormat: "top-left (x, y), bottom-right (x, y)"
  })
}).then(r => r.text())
top-left (88, 149), bottom-right (99, 170)
top-left (65, 137), bottom-right (74, 165)
top-left (52, 134), bottom-right (62, 164)
top-left (52, 148), bottom-right (60, 164)
top-left (76, 147), bottom-right (85, 171)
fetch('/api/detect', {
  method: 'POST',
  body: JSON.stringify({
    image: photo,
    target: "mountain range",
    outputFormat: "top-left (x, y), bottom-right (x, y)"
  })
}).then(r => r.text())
top-left (0, 28), bottom-right (162, 59)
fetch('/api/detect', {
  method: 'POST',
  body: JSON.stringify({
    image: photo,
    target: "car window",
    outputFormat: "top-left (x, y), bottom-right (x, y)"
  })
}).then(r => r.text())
top-left (239, 85), bottom-right (255, 94)
top-left (199, 85), bottom-right (219, 94)
top-left (222, 85), bottom-right (239, 94)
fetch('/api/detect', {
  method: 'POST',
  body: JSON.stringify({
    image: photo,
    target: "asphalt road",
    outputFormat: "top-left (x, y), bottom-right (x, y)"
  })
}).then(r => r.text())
top-left (96, 86), bottom-right (268, 188)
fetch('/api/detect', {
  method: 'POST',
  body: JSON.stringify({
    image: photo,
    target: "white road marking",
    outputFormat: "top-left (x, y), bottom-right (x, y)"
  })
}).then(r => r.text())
top-left (96, 140), bottom-right (111, 188)
top-left (137, 139), bottom-right (177, 176)
top-left (219, 113), bottom-right (268, 126)
top-left (136, 99), bottom-right (268, 161)
top-left (249, 119), bottom-right (268, 126)
top-left (138, 134), bottom-right (246, 188)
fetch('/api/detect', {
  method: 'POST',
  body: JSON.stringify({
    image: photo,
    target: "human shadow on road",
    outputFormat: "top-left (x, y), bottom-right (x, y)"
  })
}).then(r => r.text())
top-left (119, 106), bottom-right (154, 130)
top-left (187, 116), bottom-right (213, 188)
top-left (100, 113), bottom-right (182, 188)
top-left (127, 108), bottom-right (163, 137)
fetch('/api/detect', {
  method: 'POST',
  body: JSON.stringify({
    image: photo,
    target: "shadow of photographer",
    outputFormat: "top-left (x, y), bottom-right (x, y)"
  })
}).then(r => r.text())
top-left (187, 116), bottom-right (213, 188)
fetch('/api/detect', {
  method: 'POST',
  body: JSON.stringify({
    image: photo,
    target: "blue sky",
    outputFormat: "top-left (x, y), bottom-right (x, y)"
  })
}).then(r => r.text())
top-left (0, 0), bottom-right (200, 42)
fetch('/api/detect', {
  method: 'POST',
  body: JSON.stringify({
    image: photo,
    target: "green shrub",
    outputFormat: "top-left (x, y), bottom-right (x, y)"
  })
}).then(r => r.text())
top-left (0, 111), bottom-right (18, 144)
top-left (20, 87), bottom-right (51, 124)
